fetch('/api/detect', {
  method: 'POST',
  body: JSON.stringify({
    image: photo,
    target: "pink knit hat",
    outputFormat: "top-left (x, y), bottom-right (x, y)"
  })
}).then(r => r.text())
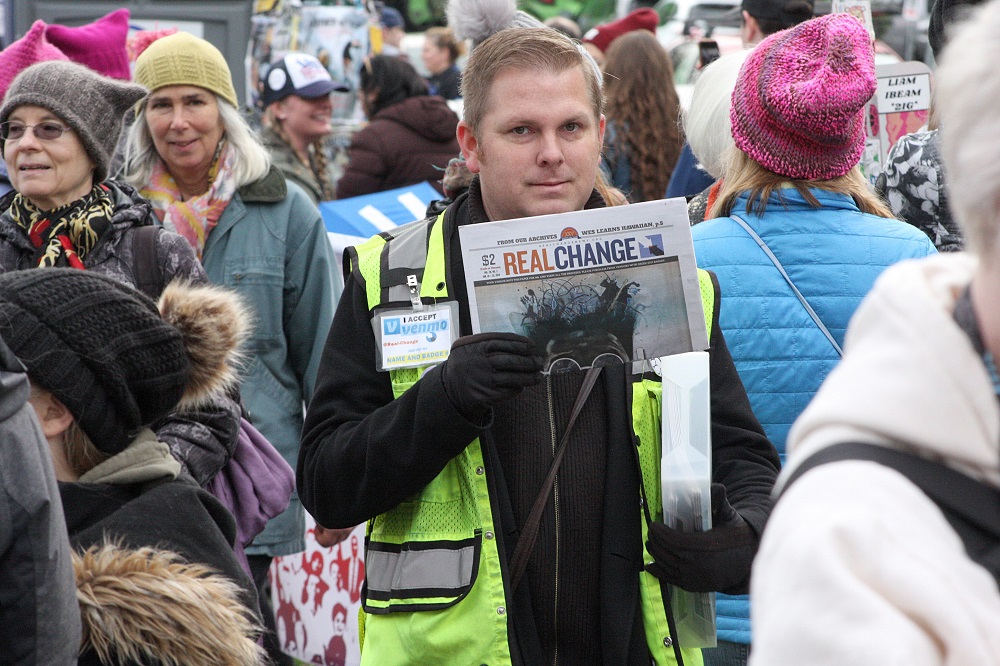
top-left (582, 8), bottom-right (659, 54)
top-left (0, 21), bottom-right (68, 101)
top-left (730, 13), bottom-right (876, 181)
top-left (45, 9), bottom-right (131, 81)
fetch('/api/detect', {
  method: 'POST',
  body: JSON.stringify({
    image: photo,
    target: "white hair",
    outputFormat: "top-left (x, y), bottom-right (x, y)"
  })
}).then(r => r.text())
top-left (936, 0), bottom-right (1000, 257)
top-left (123, 95), bottom-right (271, 191)
top-left (683, 49), bottom-right (750, 180)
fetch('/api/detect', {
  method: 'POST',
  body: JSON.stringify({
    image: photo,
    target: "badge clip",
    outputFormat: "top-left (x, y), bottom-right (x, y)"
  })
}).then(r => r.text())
top-left (407, 274), bottom-right (424, 311)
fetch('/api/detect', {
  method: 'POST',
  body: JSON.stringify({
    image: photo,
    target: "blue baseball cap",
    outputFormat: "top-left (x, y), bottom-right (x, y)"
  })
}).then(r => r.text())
top-left (380, 7), bottom-right (405, 29)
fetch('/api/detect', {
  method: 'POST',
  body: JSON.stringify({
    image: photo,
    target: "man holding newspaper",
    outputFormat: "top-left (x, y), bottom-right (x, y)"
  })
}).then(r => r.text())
top-left (298, 25), bottom-right (779, 666)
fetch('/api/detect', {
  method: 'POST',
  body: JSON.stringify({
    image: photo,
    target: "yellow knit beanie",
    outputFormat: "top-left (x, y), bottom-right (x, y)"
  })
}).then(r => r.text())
top-left (133, 32), bottom-right (238, 108)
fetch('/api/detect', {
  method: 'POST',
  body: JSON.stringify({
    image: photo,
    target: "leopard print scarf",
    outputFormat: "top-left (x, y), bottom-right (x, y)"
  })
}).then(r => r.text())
top-left (9, 184), bottom-right (115, 268)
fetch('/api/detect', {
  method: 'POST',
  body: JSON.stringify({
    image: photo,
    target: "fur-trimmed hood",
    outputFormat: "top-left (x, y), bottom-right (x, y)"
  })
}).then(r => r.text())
top-left (158, 279), bottom-right (250, 409)
top-left (74, 542), bottom-right (264, 665)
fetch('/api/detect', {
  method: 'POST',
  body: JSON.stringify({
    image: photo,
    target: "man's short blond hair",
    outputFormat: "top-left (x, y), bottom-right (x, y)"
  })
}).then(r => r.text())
top-left (461, 27), bottom-right (603, 133)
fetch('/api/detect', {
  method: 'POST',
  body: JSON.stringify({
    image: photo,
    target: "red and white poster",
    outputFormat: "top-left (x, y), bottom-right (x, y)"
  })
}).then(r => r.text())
top-left (271, 516), bottom-right (365, 665)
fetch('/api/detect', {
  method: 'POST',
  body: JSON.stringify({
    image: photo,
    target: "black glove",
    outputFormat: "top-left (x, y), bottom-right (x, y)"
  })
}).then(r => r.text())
top-left (645, 483), bottom-right (758, 595)
top-left (440, 332), bottom-right (544, 422)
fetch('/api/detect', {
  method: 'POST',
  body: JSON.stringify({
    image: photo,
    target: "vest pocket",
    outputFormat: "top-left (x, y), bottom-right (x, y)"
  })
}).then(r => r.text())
top-left (363, 434), bottom-right (487, 614)
top-left (363, 531), bottom-right (482, 613)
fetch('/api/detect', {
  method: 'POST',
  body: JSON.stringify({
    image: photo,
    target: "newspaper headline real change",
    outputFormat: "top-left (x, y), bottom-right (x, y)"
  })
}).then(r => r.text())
top-left (458, 198), bottom-right (709, 373)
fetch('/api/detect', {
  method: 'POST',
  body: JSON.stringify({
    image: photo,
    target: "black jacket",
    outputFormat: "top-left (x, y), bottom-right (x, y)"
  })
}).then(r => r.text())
top-left (299, 180), bottom-right (780, 664)
top-left (63, 474), bottom-right (260, 665)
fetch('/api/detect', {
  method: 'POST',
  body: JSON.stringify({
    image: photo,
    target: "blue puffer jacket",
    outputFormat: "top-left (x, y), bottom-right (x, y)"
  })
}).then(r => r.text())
top-left (692, 187), bottom-right (937, 645)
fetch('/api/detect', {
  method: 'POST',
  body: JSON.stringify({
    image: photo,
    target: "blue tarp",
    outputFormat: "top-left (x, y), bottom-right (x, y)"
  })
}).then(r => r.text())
top-left (319, 182), bottom-right (441, 238)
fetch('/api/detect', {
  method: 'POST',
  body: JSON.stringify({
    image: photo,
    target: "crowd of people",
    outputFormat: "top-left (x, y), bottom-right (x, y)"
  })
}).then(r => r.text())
top-left (0, 0), bottom-right (998, 663)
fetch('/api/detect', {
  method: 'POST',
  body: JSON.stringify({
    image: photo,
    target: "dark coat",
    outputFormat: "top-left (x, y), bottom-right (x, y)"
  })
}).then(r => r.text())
top-left (336, 95), bottom-right (460, 198)
top-left (299, 178), bottom-right (781, 664)
top-left (427, 64), bottom-right (462, 101)
top-left (0, 339), bottom-right (80, 665)
top-left (63, 474), bottom-right (261, 665)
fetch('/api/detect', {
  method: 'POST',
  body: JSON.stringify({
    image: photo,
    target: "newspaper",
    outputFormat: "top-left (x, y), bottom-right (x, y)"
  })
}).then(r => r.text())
top-left (458, 198), bottom-right (708, 373)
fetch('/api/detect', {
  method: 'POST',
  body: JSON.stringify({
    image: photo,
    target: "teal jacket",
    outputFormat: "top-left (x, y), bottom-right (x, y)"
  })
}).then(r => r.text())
top-left (201, 167), bottom-right (339, 557)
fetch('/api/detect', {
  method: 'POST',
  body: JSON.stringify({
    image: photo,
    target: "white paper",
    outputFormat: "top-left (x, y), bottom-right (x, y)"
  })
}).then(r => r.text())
top-left (458, 199), bottom-right (708, 373)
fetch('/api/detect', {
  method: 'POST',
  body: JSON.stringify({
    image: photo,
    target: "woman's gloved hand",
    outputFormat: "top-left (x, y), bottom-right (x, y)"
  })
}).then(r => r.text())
top-left (440, 332), bottom-right (544, 421)
top-left (645, 483), bottom-right (759, 594)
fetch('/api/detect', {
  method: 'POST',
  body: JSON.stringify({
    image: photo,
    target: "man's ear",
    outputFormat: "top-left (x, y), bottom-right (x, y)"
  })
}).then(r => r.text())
top-left (457, 121), bottom-right (482, 174)
top-left (28, 390), bottom-right (74, 440)
top-left (742, 11), bottom-right (762, 45)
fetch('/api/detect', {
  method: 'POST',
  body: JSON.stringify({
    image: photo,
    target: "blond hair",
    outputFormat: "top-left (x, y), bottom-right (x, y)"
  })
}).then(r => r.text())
top-left (461, 27), bottom-right (602, 133)
top-left (709, 148), bottom-right (894, 219)
top-left (30, 385), bottom-right (107, 477)
top-left (425, 26), bottom-right (466, 64)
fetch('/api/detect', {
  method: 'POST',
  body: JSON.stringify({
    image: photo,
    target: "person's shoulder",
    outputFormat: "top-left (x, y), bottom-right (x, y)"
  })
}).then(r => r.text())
top-left (766, 453), bottom-right (957, 561)
top-left (691, 213), bottom-right (741, 241)
top-left (237, 166), bottom-right (288, 204)
top-left (856, 211), bottom-right (939, 249)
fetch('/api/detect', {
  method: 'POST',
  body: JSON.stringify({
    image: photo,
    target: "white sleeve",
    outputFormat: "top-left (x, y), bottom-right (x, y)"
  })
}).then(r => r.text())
top-left (749, 461), bottom-right (1000, 666)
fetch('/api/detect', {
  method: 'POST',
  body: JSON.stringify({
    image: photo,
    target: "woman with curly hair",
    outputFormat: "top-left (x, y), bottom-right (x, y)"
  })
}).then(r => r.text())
top-left (601, 30), bottom-right (683, 202)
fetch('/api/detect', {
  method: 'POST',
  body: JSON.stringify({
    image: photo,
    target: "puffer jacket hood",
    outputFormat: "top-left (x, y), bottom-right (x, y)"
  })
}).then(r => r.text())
top-left (74, 541), bottom-right (263, 665)
top-left (374, 95), bottom-right (460, 143)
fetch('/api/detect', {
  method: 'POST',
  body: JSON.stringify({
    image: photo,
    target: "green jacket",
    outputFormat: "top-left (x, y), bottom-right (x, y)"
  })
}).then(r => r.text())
top-left (260, 125), bottom-right (334, 205)
top-left (204, 167), bottom-right (339, 556)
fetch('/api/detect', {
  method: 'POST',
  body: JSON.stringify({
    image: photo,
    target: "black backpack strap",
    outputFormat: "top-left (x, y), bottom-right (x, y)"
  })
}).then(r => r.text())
top-left (782, 442), bottom-right (1000, 585)
top-left (129, 225), bottom-right (165, 300)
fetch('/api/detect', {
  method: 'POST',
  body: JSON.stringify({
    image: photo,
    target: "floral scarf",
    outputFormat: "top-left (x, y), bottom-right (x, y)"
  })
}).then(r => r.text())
top-left (9, 183), bottom-right (115, 269)
top-left (141, 142), bottom-right (239, 260)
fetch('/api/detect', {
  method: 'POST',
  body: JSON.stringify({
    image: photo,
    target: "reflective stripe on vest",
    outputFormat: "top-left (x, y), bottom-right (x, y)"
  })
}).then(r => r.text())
top-left (351, 210), bottom-right (710, 665)
top-left (353, 211), bottom-right (511, 666)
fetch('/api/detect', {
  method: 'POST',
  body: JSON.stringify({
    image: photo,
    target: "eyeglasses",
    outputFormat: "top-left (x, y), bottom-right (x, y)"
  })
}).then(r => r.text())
top-left (0, 121), bottom-right (74, 142)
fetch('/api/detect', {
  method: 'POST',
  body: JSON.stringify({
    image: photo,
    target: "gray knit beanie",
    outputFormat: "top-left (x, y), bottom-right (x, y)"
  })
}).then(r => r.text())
top-left (446, 0), bottom-right (602, 84)
top-left (0, 60), bottom-right (147, 182)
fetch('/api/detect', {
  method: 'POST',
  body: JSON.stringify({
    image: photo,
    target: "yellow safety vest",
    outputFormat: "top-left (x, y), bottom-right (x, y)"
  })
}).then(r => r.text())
top-left (348, 211), bottom-right (713, 666)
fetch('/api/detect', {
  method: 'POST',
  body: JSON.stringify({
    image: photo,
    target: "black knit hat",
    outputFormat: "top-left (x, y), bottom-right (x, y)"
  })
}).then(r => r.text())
top-left (0, 269), bottom-right (191, 455)
top-left (928, 0), bottom-right (985, 59)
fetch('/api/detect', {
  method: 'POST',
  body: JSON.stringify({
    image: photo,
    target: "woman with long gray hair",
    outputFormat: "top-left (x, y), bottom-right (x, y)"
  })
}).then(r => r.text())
top-left (124, 31), bottom-right (339, 665)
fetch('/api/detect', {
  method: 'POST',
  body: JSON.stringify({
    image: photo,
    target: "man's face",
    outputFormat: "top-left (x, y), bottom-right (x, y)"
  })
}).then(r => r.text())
top-left (457, 65), bottom-right (605, 222)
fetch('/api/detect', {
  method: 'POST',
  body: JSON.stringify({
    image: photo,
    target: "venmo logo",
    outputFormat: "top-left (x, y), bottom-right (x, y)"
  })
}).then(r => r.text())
top-left (383, 318), bottom-right (401, 335)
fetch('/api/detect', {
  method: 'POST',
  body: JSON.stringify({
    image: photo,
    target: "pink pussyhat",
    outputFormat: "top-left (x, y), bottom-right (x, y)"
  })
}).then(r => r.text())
top-left (0, 20), bottom-right (68, 101)
top-left (45, 9), bottom-right (131, 81)
top-left (730, 13), bottom-right (877, 181)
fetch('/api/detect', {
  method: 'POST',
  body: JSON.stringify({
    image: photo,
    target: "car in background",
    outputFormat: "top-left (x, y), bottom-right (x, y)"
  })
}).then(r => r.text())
top-left (667, 29), bottom-right (903, 111)
top-left (657, 0), bottom-right (741, 48)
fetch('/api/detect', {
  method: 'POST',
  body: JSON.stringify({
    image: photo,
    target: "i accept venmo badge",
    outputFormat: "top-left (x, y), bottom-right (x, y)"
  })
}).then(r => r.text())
top-left (374, 303), bottom-right (458, 371)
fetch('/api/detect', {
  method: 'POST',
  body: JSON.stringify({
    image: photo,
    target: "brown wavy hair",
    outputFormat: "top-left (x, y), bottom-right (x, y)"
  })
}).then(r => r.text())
top-left (602, 31), bottom-right (683, 202)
